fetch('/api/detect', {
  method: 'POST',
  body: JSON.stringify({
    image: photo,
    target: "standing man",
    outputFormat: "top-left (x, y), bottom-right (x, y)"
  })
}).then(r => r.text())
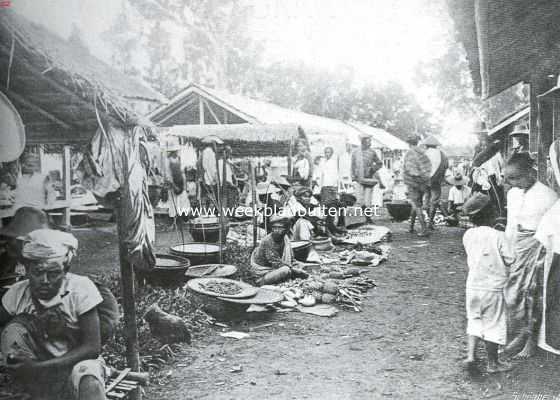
top-left (422, 135), bottom-right (449, 230)
top-left (199, 135), bottom-right (223, 208)
top-left (338, 140), bottom-right (353, 193)
top-left (320, 146), bottom-right (345, 234)
top-left (503, 153), bottom-right (558, 358)
top-left (351, 133), bottom-right (383, 222)
top-left (402, 135), bottom-right (432, 236)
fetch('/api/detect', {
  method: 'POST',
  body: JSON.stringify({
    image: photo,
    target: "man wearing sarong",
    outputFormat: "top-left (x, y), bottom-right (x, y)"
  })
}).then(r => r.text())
top-left (503, 153), bottom-right (558, 358)
top-left (402, 135), bottom-right (432, 236)
top-left (421, 135), bottom-right (449, 230)
top-left (351, 133), bottom-right (383, 223)
top-left (0, 229), bottom-right (107, 400)
top-left (535, 139), bottom-right (560, 355)
top-left (251, 216), bottom-right (307, 286)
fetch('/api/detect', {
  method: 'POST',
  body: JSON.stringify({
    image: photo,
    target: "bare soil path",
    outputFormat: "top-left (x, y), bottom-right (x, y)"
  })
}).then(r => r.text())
top-left (71, 217), bottom-right (560, 400)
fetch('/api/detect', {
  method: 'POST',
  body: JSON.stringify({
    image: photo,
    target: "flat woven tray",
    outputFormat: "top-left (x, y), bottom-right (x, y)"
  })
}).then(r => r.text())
top-left (219, 288), bottom-right (284, 305)
top-left (186, 278), bottom-right (258, 299)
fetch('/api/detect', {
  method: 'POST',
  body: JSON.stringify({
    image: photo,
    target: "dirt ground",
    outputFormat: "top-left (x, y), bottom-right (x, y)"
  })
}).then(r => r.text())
top-left (70, 215), bottom-right (560, 400)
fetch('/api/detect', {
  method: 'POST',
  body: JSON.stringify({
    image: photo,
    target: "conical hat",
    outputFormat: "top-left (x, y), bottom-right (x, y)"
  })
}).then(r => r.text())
top-left (0, 92), bottom-right (25, 162)
top-left (421, 135), bottom-right (441, 147)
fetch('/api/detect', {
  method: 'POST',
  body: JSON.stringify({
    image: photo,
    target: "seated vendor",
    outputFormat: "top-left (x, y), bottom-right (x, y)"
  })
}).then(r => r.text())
top-left (0, 229), bottom-right (107, 400)
top-left (289, 187), bottom-right (322, 241)
top-left (252, 215), bottom-right (307, 286)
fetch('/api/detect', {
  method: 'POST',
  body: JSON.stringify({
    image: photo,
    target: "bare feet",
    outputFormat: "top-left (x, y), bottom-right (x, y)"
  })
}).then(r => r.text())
top-left (487, 360), bottom-right (512, 373)
top-left (462, 359), bottom-right (479, 376)
top-left (512, 340), bottom-right (536, 359)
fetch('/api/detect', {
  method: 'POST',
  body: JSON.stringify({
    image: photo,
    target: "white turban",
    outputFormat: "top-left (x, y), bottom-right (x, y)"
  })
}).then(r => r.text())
top-left (21, 229), bottom-right (78, 264)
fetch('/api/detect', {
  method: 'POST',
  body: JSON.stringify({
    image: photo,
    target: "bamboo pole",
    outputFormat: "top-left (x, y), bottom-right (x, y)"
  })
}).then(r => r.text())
top-left (116, 187), bottom-right (141, 400)
top-left (62, 145), bottom-right (72, 227)
top-left (213, 143), bottom-right (223, 263)
top-left (249, 161), bottom-right (258, 249)
top-left (221, 149), bottom-right (228, 245)
top-left (288, 136), bottom-right (293, 176)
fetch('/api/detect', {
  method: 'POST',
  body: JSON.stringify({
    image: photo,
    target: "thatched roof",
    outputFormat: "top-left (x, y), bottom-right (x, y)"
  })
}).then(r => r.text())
top-left (164, 123), bottom-right (297, 157)
top-left (447, 0), bottom-right (560, 99)
top-left (150, 83), bottom-right (361, 139)
top-left (0, 10), bottom-right (165, 144)
top-left (150, 83), bottom-right (408, 154)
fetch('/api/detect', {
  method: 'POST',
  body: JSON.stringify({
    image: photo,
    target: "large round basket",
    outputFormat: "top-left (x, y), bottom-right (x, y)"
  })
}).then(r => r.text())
top-left (143, 254), bottom-right (190, 287)
top-left (185, 264), bottom-right (238, 280)
top-left (186, 278), bottom-right (258, 320)
top-left (170, 242), bottom-right (225, 266)
top-left (386, 201), bottom-right (412, 222)
top-left (291, 240), bottom-right (312, 262)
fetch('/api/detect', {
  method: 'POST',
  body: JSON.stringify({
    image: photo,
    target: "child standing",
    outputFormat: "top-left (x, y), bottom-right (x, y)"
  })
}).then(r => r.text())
top-left (462, 199), bottom-right (515, 373)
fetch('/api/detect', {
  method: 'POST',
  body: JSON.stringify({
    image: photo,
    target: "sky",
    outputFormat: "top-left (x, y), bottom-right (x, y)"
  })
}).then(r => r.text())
top-left (10, 0), bottom-right (477, 146)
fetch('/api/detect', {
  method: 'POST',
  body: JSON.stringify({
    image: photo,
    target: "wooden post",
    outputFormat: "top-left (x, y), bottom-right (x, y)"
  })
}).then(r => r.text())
top-left (62, 145), bottom-right (72, 227)
top-left (213, 143), bottom-right (223, 263)
top-left (221, 149), bottom-right (228, 249)
top-left (288, 137), bottom-right (293, 176)
top-left (249, 161), bottom-right (258, 249)
top-left (531, 73), bottom-right (556, 181)
top-left (116, 188), bottom-right (141, 400)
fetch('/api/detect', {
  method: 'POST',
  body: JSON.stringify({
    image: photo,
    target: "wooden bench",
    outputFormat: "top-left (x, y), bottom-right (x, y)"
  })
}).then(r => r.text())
top-left (105, 368), bottom-right (149, 400)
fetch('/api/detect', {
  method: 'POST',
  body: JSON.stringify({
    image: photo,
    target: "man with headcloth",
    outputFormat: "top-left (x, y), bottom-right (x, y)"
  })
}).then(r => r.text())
top-left (0, 229), bottom-right (107, 400)
top-left (351, 133), bottom-right (383, 222)
top-left (503, 153), bottom-right (557, 358)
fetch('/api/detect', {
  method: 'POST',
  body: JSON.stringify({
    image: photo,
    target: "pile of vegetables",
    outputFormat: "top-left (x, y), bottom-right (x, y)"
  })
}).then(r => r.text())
top-left (263, 275), bottom-right (376, 312)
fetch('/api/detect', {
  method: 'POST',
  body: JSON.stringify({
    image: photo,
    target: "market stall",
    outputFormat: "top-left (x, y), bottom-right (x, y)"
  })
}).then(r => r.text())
top-left (0, 9), bottom-right (165, 399)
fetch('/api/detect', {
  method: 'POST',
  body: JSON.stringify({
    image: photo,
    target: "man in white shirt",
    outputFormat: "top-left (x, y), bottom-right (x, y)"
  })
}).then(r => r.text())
top-left (503, 153), bottom-right (558, 359)
top-left (319, 147), bottom-right (346, 234)
top-left (338, 141), bottom-right (353, 193)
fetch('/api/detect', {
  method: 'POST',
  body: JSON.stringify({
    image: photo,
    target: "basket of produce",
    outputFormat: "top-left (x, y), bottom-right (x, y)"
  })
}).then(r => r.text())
top-left (291, 240), bottom-right (312, 262)
top-left (184, 264), bottom-right (238, 280)
top-left (386, 201), bottom-right (412, 222)
top-left (186, 278), bottom-right (258, 319)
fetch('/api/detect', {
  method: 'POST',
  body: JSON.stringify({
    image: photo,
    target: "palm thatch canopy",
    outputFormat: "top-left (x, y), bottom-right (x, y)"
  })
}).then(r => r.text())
top-left (150, 83), bottom-right (408, 157)
top-left (0, 10), bottom-right (165, 145)
top-left (164, 123), bottom-right (299, 157)
top-left (447, 0), bottom-right (560, 99)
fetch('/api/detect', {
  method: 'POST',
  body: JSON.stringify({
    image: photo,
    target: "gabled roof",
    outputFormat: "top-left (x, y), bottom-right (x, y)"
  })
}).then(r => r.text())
top-left (0, 10), bottom-right (165, 144)
top-left (149, 83), bottom-right (407, 150)
top-left (347, 122), bottom-right (409, 151)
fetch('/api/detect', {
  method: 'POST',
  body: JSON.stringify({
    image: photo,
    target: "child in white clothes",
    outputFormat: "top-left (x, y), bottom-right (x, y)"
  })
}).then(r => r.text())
top-left (462, 203), bottom-right (515, 373)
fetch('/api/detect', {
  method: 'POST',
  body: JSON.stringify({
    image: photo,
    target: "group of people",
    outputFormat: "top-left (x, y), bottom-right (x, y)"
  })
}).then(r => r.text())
top-left (462, 147), bottom-right (560, 373)
top-left (249, 131), bottom-right (386, 285)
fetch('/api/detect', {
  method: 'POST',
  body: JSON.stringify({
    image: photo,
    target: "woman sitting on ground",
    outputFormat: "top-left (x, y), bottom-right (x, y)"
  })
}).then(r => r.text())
top-left (251, 215), bottom-right (307, 286)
